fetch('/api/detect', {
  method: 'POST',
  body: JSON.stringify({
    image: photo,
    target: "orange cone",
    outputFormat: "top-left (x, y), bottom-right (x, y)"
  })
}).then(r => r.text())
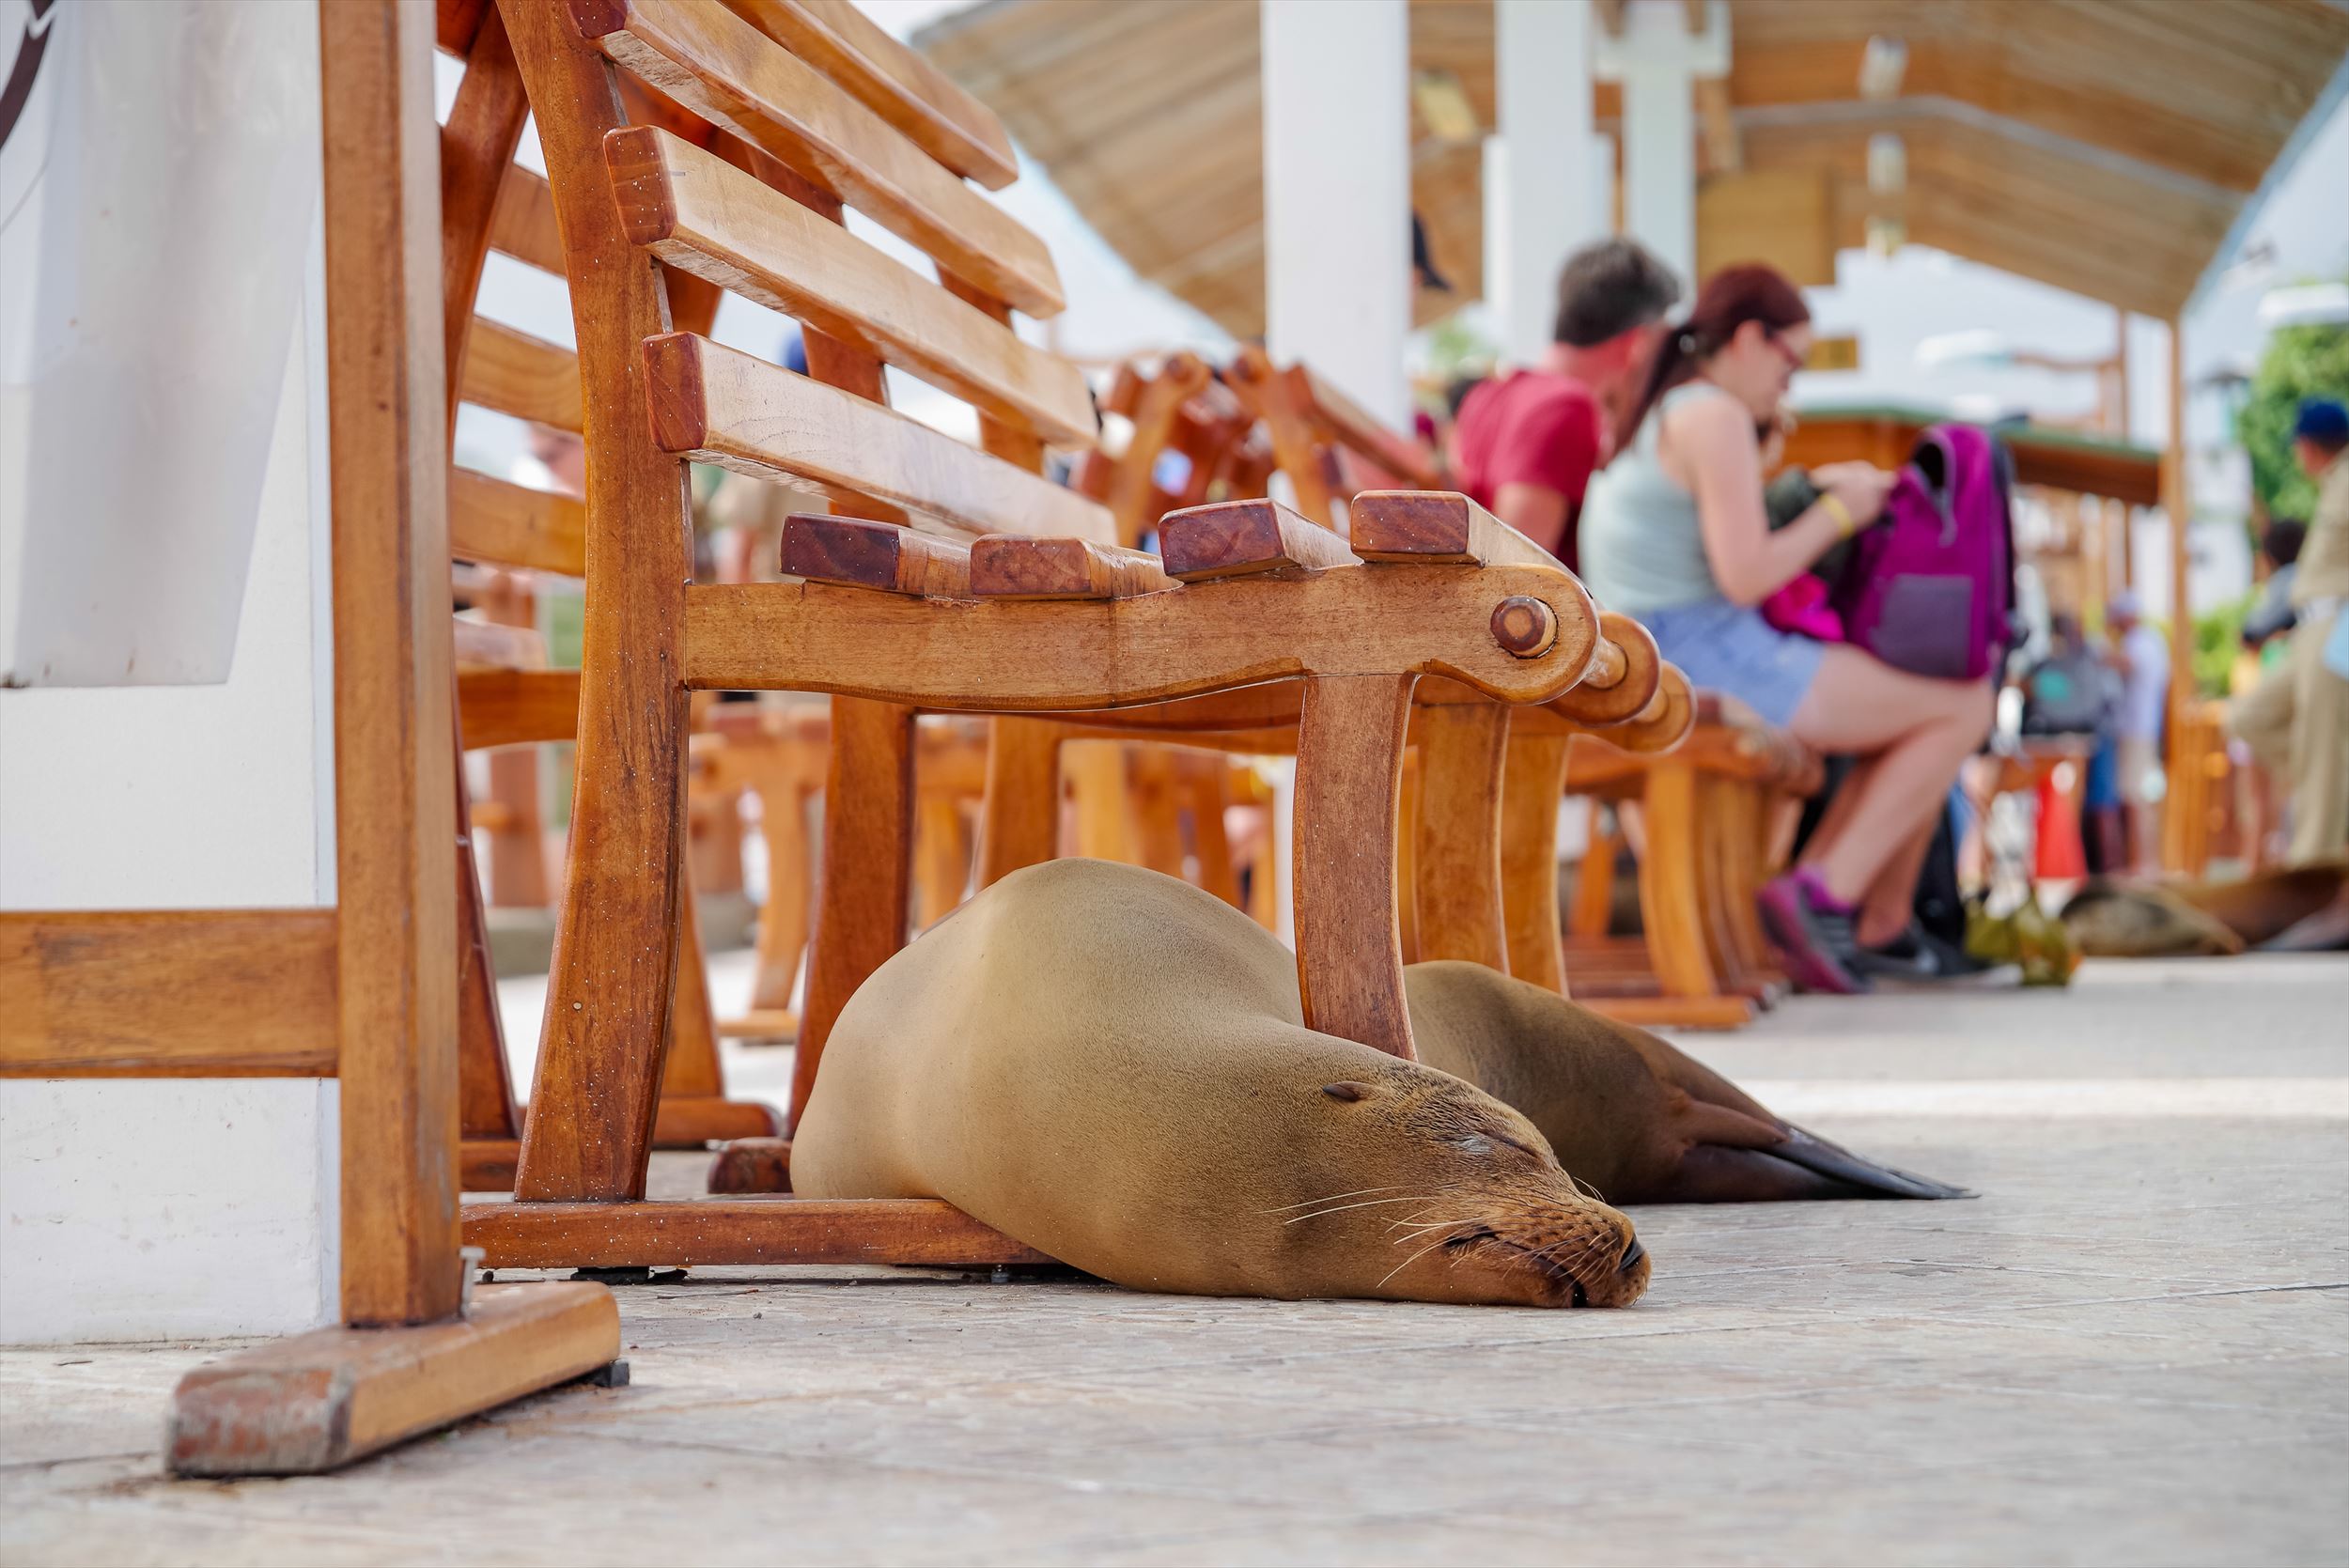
top-left (2035, 768), bottom-right (2088, 880)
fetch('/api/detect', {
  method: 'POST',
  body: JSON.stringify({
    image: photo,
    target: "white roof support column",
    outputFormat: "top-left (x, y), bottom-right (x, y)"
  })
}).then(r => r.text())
top-left (1598, 0), bottom-right (1730, 292)
top-left (1486, 0), bottom-right (1597, 367)
top-left (1261, 0), bottom-right (1410, 428)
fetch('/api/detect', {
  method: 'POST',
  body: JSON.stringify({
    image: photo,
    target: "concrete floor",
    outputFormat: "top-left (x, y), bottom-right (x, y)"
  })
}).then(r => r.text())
top-left (4, 955), bottom-right (2345, 1566)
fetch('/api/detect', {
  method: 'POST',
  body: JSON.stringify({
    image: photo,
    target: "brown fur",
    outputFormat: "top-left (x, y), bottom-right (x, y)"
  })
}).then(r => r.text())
top-left (791, 860), bottom-right (1647, 1308)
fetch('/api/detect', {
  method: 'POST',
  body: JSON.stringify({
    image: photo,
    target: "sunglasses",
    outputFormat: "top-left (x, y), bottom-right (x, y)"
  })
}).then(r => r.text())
top-left (1765, 330), bottom-right (1808, 375)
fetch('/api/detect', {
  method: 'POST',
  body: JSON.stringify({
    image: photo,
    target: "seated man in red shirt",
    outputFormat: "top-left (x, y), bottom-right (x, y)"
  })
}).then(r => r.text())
top-left (1452, 239), bottom-right (1682, 567)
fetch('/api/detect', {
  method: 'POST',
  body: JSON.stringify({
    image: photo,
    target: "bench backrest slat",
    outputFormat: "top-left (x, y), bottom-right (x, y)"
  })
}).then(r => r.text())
top-left (572, 0), bottom-right (1065, 318)
top-left (642, 334), bottom-right (1116, 544)
top-left (606, 127), bottom-right (1093, 445)
top-left (720, 0), bottom-right (1018, 190)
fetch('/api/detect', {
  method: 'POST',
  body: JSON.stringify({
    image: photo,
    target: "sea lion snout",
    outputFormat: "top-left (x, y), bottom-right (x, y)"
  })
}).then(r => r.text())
top-left (1305, 1072), bottom-right (1650, 1309)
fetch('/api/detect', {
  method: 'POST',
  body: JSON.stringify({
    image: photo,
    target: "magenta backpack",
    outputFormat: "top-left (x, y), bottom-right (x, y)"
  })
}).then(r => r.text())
top-left (1829, 424), bottom-right (2017, 681)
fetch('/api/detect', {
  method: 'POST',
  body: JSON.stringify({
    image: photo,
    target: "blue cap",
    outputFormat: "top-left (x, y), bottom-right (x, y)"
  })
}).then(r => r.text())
top-left (2294, 396), bottom-right (2348, 444)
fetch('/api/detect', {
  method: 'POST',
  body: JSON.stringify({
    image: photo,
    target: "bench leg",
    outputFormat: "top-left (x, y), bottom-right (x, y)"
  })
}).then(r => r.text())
top-left (1294, 673), bottom-right (1418, 1060)
top-left (1717, 778), bottom-right (1787, 992)
top-left (1181, 755), bottom-right (1244, 908)
top-left (746, 768), bottom-right (809, 1016)
top-left (977, 717), bottom-right (1062, 888)
top-left (1129, 746), bottom-right (1190, 880)
top-left (1569, 815), bottom-right (1619, 940)
top-left (1501, 727), bottom-right (1570, 993)
top-left (1066, 741), bottom-right (1138, 862)
top-left (1694, 776), bottom-right (1761, 998)
top-left (1414, 705), bottom-right (1511, 970)
top-left (914, 795), bottom-right (971, 928)
top-left (1639, 760), bottom-right (1730, 1004)
top-left (793, 696), bottom-right (915, 1130)
top-left (655, 882), bottom-right (783, 1146)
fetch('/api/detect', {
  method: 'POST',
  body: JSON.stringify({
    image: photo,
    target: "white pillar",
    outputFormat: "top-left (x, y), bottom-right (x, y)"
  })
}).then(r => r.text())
top-left (1261, 0), bottom-right (1410, 427)
top-left (1487, 0), bottom-right (1595, 366)
top-left (1620, 4), bottom-right (1695, 287)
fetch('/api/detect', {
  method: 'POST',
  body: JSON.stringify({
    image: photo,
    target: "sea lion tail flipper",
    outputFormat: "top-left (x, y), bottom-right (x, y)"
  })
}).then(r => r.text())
top-left (1769, 1125), bottom-right (1973, 1200)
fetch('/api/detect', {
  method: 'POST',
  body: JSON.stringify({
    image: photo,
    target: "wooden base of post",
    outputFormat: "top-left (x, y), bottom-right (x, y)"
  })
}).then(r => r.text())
top-left (166, 1282), bottom-right (619, 1477)
top-left (462, 1197), bottom-right (1048, 1269)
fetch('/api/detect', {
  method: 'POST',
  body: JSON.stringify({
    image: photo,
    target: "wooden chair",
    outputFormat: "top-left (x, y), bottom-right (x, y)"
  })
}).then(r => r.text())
top-left (440, 23), bottom-right (782, 1191)
top-left (1071, 353), bottom-right (1262, 549)
top-left (1224, 344), bottom-right (1444, 531)
top-left (458, 0), bottom-right (1614, 1272)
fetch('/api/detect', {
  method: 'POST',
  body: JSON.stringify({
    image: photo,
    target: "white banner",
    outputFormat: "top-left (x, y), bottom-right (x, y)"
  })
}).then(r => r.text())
top-left (0, 0), bottom-right (319, 686)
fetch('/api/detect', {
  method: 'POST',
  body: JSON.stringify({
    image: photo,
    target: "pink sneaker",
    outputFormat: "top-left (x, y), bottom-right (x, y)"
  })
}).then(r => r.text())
top-left (1756, 868), bottom-right (1871, 995)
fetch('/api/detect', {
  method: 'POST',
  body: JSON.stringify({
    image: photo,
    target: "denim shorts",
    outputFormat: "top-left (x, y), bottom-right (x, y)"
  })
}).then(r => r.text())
top-left (1636, 598), bottom-right (1827, 730)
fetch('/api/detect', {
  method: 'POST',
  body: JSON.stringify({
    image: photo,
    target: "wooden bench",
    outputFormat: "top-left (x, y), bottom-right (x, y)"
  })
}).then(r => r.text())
top-left (451, 0), bottom-right (1620, 1272)
top-left (1551, 692), bottom-right (1822, 1029)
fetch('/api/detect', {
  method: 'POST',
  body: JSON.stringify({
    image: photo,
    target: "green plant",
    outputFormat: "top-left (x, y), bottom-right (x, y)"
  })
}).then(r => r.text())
top-left (2189, 591), bottom-right (2254, 697)
top-left (2234, 297), bottom-right (2349, 523)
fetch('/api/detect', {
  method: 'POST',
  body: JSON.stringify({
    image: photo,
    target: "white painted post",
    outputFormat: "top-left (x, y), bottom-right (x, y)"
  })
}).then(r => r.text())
top-left (1619, 2), bottom-right (1696, 287)
top-left (1488, 0), bottom-right (1595, 366)
top-left (1260, 0), bottom-right (1410, 427)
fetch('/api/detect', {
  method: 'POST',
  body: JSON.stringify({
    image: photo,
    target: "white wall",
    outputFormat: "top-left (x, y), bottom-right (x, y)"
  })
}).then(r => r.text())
top-left (0, 84), bottom-right (339, 1343)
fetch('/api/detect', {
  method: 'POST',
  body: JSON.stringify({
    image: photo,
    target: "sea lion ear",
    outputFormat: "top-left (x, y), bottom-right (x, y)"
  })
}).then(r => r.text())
top-left (1321, 1081), bottom-right (1374, 1103)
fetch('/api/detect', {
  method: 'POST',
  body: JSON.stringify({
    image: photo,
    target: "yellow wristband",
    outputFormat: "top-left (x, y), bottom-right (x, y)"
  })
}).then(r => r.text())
top-left (1820, 492), bottom-right (1856, 538)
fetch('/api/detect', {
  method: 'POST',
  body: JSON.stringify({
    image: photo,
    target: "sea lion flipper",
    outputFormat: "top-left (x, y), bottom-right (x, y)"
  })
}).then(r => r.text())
top-left (1655, 1145), bottom-right (1881, 1203)
top-left (1768, 1125), bottom-right (1973, 1200)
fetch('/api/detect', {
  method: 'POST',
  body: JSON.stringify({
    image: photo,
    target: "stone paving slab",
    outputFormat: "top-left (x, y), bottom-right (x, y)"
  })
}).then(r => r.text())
top-left (3, 955), bottom-right (2345, 1566)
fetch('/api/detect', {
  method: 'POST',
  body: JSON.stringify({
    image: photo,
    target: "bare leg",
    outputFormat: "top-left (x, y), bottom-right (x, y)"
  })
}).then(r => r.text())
top-left (1785, 646), bottom-right (1992, 908)
top-left (1856, 816), bottom-right (1937, 947)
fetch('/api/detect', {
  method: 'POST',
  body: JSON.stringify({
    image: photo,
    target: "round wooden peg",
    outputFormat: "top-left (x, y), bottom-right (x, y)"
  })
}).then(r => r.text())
top-left (1489, 596), bottom-right (1558, 659)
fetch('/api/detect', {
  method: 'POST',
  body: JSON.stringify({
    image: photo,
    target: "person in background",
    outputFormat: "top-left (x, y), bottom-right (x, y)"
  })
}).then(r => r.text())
top-left (1578, 264), bottom-right (1993, 993)
top-left (2229, 396), bottom-right (2349, 863)
top-left (1450, 239), bottom-right (1682, 567)
top-left (2101, 589), bottom-right (2169, 873)
top-left (2241, 517), bottom-right (2306, 653)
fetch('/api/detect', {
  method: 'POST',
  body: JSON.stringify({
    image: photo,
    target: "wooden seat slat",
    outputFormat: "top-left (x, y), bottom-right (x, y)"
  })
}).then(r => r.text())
top-left (1159, 498), bottom-right (1361, 581)
top-left (606, 127), bottom-right (1094, 446)
top-left (718, 0), bottom-right (1018, 191)
top-left (781, 515), bottom-right (972, 598)
top-left (459, 319), bottom-right (582, 432)
top-left (449, 469), bottom-right (586, 578)
top-left (570, 0), bottom-right (1065, 318)
top-left (969, 536), bottom-right (1178, 600)
top-left (640, 333), bottom-right (1117, 543)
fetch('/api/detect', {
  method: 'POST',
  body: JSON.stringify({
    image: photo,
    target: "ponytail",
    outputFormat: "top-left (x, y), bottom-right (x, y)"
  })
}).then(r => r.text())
top-left (1611, 263), bottom-right (1811, 455)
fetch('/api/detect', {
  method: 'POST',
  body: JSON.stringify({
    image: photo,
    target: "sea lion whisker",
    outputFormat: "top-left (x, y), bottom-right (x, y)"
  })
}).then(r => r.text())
top-left (1375, 1233), bottom-right (1467, 1290)
top-left (1262, 1186), bottom-right (1408, 1214)
top-left (1280, 1195), bottom-right (1444, 1224)
top-left (1526, 1231), bottom-right (1615, 1281)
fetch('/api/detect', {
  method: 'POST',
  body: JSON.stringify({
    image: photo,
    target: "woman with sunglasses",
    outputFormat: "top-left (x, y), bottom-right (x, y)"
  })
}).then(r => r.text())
top-left (1579, 263), bottom-right (1994, 993)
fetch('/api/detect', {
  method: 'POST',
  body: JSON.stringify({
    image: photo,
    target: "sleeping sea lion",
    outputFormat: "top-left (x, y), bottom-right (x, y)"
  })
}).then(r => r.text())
top-left (2061, 881), bottom-right (2246, 957)
top-left (1405, 960), bottom-right (1969, 1203)
top-left (792, 859), bottom-right (1650, 1309)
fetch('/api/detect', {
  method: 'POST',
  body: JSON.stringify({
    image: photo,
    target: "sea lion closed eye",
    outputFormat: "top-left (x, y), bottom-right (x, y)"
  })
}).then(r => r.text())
top-left (790, 859), bottom-right (1649, 1308)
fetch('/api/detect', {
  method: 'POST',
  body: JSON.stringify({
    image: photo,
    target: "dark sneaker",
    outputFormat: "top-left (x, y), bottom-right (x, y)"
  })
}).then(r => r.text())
top-left (1852, 921), bottom-right (1994, 983)
top-left (1757, 870), bottom-right (1872, 995)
